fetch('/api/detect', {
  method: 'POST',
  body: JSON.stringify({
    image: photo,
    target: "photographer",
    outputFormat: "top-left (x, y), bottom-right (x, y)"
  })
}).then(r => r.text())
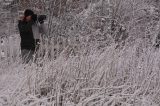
top-left (18, 9), bottom-right (47, 63)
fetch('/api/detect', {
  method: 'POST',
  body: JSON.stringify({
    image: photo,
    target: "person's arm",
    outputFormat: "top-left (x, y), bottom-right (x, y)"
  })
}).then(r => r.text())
top-left (18, 20), bottom-right (34, 33)
top-left (18, 16), bottom-right (24, 31)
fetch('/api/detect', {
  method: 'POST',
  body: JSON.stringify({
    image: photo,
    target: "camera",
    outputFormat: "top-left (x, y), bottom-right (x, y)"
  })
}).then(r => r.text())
top-left (32, 14), bottom-right (47, 24)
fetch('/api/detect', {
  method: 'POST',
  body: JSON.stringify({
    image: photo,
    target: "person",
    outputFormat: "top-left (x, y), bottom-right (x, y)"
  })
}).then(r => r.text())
top-left (155, 32), bottom-right (160, 48)
top-left (18, 9), bottom-right (47, 63)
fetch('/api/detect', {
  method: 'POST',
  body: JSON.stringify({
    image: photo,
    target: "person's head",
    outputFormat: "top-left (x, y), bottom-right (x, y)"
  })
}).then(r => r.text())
top-left (24, 9), bottom-right (34, 22)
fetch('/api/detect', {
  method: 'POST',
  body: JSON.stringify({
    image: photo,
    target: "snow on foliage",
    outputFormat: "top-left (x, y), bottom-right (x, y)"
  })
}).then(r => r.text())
top-left (1, 0), bottom-right (160, 106)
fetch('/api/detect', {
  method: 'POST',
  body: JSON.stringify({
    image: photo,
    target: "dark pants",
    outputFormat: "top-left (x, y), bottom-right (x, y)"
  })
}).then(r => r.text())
top-left (21, 39), bottom-right (40, 64)
top-left (21, 49), bottom-right (34, 63)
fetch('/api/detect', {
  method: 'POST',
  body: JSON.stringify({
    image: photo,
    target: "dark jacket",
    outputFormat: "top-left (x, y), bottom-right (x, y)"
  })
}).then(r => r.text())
top-left (18, 20), bottom-right (35, 51)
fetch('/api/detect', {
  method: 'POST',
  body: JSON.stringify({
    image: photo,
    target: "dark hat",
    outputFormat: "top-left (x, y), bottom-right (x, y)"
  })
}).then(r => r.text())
top-left (24, 9), bottom-right (34, 17)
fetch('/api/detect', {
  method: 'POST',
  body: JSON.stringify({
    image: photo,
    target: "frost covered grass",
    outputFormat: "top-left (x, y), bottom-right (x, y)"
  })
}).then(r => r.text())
top-left (1, 39), bottom-right (160, 106)
top-left (1, 0), bottom-right (160, 105)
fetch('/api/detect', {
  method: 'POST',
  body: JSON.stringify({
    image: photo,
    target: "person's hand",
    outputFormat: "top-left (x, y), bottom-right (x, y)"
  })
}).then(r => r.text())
top-left (19, 16), bottom-right (24, 20)
top-left (39, 20), bottom-right (44, 24)
top-left (38, 15), bottom-right (46, 24)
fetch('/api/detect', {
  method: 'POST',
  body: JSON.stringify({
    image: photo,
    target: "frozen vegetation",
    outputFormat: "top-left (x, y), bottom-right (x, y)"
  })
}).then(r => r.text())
top-left (1, 0), bottom-right (160, 105)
